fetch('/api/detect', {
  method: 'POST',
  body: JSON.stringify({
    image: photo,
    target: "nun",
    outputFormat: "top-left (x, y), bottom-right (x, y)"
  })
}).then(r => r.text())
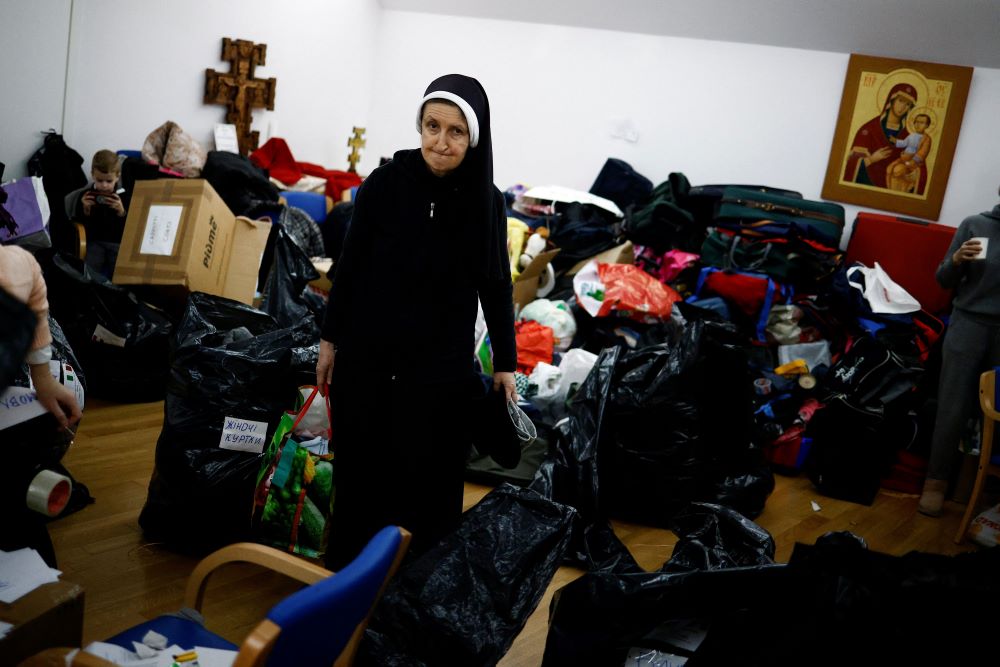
top-left (316, 74), bottom-right (516, 566)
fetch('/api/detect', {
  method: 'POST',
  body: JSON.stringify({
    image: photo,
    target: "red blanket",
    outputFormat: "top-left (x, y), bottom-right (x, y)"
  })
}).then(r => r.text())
top-left (251, 138), bottom-right (362, 201)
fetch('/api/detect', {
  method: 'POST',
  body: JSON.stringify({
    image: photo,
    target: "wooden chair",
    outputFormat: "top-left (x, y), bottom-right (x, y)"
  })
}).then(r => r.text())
top-left (22, 526), bottom-right (411, 667)
top-left (954, 370), bottom-right (1000, 543)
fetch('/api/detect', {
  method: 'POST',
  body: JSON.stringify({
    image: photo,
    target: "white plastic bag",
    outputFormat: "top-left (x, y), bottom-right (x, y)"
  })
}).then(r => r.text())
top-left (968, 503), bottom-right (1000, 548)
top-left (846, 262), bottom-right (921, 314)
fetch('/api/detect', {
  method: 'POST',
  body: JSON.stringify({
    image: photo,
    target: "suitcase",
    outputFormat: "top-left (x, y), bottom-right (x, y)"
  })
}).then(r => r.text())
top-left (715, 187), bottom-right (845, 248)
top-left (845, 212), bottom-right (955, 315)
top-left (687, 184), bottom-right (802, 226)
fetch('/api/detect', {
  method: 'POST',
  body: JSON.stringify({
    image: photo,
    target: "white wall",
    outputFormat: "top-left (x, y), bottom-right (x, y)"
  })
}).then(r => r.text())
top-left (16, 0), bottom-right (381, 179)
top-left (369, 11), bottom-right (1000, 235)
top-left (4, 4), bottom-right (998, 233)
top-left (0, 0), bottom-right (72, 180)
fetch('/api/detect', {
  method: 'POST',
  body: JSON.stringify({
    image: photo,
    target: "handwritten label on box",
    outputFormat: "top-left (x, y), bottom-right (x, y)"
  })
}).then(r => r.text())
top-left (140, 204), bottom-right (183, 256)
top-left (219, 416), bottom-right (269, 453)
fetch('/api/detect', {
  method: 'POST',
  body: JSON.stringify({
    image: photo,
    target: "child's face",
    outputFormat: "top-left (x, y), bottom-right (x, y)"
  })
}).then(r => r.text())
top-left (913, 117), bottom-right (929, 133)
top-left (92, 169), bottom-right (118, 193)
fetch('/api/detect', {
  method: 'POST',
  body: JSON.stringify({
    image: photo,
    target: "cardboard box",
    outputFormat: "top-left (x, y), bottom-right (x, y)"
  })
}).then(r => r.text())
top-left (566, 241), bottom-right (634, 276)
top-left (513, 248), bottom-right (560, 312)
top-left (113, 179), bottom-right (271, 305)
top-left (0, 580), bottom-right (84, 665)
top-left (309, 258), bottom-right (334, 294)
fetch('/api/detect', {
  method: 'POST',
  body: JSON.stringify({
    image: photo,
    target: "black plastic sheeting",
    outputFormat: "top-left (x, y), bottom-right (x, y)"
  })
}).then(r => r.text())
top-left (543, 502), bottom-right (775, 665)
top-left (543, 529), bottom-right (1000, 665)
top-left (359, 484), bottom-right (576, 666)
top-left (42, 254), bottom-right (172, 402)
top-left (138, 292), bottom-right (318, 550)
top-left (258, 225), bottom-right (324, 333)
top-left (531, 311), bottom-right (774, 541)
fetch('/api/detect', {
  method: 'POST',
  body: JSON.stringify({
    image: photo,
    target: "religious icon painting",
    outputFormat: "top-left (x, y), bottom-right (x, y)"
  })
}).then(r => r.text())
top-left (821, 54), bottom-right (973, 220)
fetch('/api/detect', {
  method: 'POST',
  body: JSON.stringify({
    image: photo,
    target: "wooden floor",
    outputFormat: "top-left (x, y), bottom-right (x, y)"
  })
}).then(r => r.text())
top-left (46, 398), bottom-right (979, 665)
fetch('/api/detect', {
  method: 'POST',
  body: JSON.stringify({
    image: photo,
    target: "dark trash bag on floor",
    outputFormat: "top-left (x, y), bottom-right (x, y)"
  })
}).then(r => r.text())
top-left (42, 254), bottom-right (172, 402)
top-left (545, 529), bottom-right (1000, 665)
top-left (359, 484), bottom-right (576, 667)
top-left (543, 503), bottom-right (777, 665)
top-left (660, 502), bottom-right (775, 574)
top-left (258, 225), bottom-right (323, 333)
top-left (138, 292), bottom-right (318, 551)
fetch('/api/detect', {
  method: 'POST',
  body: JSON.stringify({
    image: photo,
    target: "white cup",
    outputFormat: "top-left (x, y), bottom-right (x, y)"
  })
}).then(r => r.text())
top-left (970, 237), bottom-right (989, 260)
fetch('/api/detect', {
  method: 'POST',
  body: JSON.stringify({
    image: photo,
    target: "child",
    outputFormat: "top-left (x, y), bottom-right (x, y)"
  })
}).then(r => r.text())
top-left (69, 149), bottom-right (127, 277)
top-left (886, 114), bottom-right (932, 192)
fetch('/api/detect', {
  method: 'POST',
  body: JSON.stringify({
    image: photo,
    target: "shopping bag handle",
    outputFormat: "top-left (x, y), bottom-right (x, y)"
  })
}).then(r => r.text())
top-left (292, 384), bottom-right (332, 433)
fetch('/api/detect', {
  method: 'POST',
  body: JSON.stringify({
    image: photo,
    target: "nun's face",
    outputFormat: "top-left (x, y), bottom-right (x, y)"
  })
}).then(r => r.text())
top-left (420, 102), bottom-right (470, 177)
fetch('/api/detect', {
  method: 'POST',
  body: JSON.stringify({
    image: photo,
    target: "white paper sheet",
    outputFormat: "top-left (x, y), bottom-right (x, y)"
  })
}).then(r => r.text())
top-left (84, 642), bottom-right (237, 667)
top-left (0, 548), bottom-right (61, 603)
top-left (219, 416), bottom-right (269, 453)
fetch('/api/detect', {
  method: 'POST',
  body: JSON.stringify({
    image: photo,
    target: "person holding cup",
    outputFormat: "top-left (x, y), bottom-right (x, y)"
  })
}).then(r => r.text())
top-left (919, 186), bottom-right (1000, 516)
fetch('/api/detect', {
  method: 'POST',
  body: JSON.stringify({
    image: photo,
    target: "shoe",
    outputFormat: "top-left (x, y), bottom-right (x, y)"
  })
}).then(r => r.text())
top-left (918, 478), bottom-right (948, 517)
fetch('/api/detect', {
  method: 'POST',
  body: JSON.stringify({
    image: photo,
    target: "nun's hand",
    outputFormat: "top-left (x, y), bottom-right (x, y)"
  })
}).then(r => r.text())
top-left (493, 371), bottom-right (517, 404)
top-left (316, 339), bottom-right (336, 393)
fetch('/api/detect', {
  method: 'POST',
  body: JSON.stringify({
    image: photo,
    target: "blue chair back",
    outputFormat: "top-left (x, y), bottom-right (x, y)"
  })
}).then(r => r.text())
top-left (281, 191), bottom-right (328, 225)
top-left (265, 526), bottom-right (405, 665)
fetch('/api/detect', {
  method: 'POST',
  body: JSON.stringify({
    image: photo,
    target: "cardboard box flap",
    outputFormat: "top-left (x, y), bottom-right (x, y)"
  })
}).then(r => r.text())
top-left (567, 241), bottom-right (634, 276)
top-left (513, 248), bottom-right (560, 312)
top-left (516, 248), bottom-right (561, 284)
top-left (220, 216), bottom-right (272, 303)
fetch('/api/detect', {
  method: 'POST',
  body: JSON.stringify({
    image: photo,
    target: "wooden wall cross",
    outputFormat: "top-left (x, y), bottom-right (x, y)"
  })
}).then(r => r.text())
top-left (204, 38), bottom-right (277, 155)
top-left (347, 127), bottom-right (366, 173)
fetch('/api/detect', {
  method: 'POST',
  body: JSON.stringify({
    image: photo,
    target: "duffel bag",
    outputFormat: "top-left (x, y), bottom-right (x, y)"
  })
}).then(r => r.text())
top-left (689, 266), bottom-right (791, 341)
top-left (701, 228), bottom-right (842, 285)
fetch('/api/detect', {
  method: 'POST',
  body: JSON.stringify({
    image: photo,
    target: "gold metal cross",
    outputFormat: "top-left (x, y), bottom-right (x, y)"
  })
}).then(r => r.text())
top-left (347, 127), bottom-right (366, 173)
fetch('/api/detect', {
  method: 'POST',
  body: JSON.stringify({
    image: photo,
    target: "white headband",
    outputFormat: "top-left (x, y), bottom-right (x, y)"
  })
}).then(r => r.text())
top-left (416, 91), bottom-right (480, 148)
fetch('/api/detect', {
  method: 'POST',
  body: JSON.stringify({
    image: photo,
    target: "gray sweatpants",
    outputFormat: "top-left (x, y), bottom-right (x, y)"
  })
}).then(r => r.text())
top-left (928, 309), bottom-right (1000, 480)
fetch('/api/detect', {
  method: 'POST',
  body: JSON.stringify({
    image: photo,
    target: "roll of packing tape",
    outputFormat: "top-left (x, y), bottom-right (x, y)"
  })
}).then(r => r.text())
top-left (753, 378), bottom-right (772, 396)
top-left (26, 469), bottom-right (72, 517)
top-left (536, 262), bottom-right (556, 298)
top-left (798, 373), bottom-right (817, 390)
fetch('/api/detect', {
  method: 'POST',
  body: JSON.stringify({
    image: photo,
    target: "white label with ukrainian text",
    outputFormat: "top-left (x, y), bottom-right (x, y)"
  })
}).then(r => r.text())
top-left (219, 416), bottom-right (269, 453)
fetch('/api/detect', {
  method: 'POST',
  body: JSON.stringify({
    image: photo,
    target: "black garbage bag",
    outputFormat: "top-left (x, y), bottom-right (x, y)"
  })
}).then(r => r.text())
top-left (546, 527), bottom-right (1000, 665)
top-left (660, 502), bottom-right (775, 573)
top-left (258, 225), bottom-right (323, 333)
top-left (359, 484), bottom-right (576, 666)
top-left (0, 286), bottom-right (34, 390)
top-left (42, 254), bottom-right (173, 402)
top-left (543, 504), bottom-right (779, 665)
top-left (530, 346), bottom-right (619, 523)
top-left (138, 292), bottom-right (318, 551)
top-left (602, 314), bottom-right (772, 526)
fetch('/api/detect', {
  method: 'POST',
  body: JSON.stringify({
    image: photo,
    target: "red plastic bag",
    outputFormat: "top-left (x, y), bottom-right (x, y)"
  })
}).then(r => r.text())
top-left (592, 262), bottom-right (680, 322)
top-left (514, 320), bottom-right (554, 374)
